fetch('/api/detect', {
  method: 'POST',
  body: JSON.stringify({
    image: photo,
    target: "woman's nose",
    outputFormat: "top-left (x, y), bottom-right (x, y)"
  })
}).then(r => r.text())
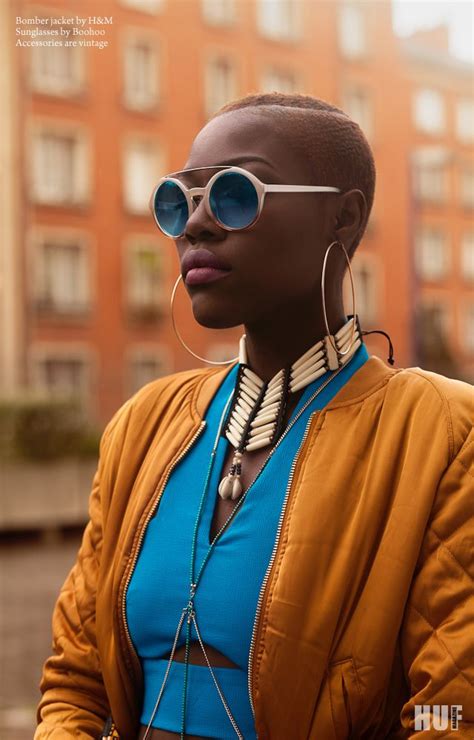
top-left (184, 196), bottom-right (223, 243)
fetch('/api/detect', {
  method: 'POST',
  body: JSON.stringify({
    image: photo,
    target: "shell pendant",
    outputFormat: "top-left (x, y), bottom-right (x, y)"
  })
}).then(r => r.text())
top-left (218, 451), bottom-right (243, 500)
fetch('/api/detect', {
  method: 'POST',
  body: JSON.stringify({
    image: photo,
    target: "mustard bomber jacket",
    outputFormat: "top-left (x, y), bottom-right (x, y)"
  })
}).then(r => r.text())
top-left (35, 354), bottom-right (474, 740)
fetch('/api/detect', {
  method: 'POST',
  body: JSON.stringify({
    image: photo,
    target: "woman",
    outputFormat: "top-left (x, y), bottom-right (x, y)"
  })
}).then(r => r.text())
top-left (35, 93), bottom-right (473, 740)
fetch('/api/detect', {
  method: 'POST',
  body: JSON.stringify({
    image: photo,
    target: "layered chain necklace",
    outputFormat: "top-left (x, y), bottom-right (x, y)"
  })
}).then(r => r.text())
top-left (218, 314), bottom-right (362, 500)
top-left (141, 315), bottom-right (362, 740)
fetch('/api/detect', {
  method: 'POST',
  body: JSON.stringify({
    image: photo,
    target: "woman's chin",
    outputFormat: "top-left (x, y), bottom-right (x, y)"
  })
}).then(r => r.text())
top-left (190, 298), bottom-right (242, 330)
top-left (192, 310), bottom-right (241, 330)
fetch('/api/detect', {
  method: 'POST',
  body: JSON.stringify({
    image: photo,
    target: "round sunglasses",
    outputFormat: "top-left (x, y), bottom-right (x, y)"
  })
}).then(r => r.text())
top-left (149, 165), bottom-right (341, 238)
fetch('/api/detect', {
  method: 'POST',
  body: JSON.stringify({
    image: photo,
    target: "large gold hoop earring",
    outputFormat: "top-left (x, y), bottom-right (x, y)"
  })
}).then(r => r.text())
top-left (321, 240), bottom-right (357, 356)
top-left (170, 274), bottom-right (239, 366)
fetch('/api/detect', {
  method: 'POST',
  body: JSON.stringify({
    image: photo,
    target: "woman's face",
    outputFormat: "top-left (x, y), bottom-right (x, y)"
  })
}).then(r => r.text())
top-left (174, 108), bottom-right (342, 330)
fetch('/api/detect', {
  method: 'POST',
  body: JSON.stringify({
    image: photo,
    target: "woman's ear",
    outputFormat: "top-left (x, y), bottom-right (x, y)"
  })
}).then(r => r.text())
top-left (334, 189), bottom-right (367, 256)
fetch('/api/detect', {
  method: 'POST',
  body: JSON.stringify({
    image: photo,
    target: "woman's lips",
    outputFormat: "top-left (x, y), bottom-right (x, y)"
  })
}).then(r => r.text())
top-left (185, 267), bottom-right (231, 286)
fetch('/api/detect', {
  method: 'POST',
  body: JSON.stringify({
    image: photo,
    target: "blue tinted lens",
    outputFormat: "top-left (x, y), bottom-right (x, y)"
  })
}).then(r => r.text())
top-left (209, 172), bottom-right (259, 229)
top-left (153, 181), bottom-right (189, 236)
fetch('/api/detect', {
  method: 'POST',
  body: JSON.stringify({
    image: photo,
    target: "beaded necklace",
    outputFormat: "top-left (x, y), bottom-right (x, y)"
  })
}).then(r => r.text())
top-left (218, 315), bottom-right (362, 500)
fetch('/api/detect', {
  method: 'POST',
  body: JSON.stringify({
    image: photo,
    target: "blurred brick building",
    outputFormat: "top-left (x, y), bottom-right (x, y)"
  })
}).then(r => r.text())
top-left (0, 0), bottom-right (472, 425)
top-left (400, 24), bottom-right (474, 381)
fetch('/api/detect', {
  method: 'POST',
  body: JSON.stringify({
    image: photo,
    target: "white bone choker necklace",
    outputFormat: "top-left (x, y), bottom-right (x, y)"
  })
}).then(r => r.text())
top-left (218, 314), bottom-right (363, 501)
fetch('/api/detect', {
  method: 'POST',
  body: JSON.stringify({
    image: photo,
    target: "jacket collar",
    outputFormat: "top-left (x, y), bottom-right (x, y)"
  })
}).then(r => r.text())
top-left (194, 352), bottom-right (400, 421)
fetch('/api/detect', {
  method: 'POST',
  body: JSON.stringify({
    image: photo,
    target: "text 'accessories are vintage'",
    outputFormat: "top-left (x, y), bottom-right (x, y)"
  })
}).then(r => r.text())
top-left (150, 165), bottom-right (341, 237)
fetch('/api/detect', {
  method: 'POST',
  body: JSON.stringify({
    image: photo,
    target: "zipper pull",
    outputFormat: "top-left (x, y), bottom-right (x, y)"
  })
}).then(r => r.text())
top-left (101, 716), bottom-right (120, 739)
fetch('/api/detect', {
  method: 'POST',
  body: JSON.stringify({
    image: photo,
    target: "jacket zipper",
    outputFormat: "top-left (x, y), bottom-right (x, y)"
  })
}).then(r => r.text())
top-left (247, 410), bottom-right (318, 727)
top-left (120, 404), bottom-right (318, 732)
top-left (120, 421), bottom-right (207, 682)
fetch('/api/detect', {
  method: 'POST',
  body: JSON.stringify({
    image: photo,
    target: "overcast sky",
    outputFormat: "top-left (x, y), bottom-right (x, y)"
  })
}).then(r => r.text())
top-left (392, 0), bottom-right (474, 64)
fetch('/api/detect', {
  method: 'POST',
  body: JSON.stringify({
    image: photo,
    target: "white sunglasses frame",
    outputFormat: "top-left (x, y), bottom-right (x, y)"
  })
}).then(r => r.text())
top-left (149, 165), bottom-right (341, 237)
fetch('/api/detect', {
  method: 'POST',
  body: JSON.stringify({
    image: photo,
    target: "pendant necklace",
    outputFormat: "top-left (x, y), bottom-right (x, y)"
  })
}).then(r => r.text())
top-left (218, 314), bottom-right (362, 500)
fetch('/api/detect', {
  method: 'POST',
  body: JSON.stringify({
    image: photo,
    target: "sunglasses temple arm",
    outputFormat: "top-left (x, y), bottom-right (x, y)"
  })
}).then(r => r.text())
top-left (264, 185), bottom-right (341, 193)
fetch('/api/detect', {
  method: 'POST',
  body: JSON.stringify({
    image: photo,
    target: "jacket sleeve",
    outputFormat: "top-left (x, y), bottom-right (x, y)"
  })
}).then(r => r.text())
top-left (399, 425), bottom-right (474, 738)
top-left (34, 408), bottom-right (127, 740)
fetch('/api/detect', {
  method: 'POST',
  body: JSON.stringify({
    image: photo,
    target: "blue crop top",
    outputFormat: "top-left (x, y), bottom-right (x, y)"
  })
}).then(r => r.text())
top-left (126, 341), bottom-right (369, 738)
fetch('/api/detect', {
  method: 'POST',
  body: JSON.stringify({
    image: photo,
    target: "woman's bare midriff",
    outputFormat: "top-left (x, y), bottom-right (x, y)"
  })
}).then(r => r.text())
top-left (137, 641), bottom-right (238, 739)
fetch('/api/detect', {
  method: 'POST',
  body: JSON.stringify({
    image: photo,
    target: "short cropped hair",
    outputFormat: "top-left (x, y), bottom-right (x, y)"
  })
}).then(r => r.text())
top-left (211, 92), bottom-right (376, 256)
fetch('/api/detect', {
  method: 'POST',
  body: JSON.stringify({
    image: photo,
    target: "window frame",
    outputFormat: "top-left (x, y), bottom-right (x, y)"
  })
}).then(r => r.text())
top-left (29, 119), bottom-right (92, 207)
top-left (256, 0), bottom-right (303, 43)
top-left (126, 343), bottom-right (172, 396)
top-left (338, 2), bottom-right (369, 60)
top-left (260, 65), bottom-right (302, 94)
top-left (415, 227), bottom-right (451, 281)
top-left (201, 0), bottom-right (236, 27)
top-left (29, 227), bottom-right (94, 317)
top-left (456, 98), bottom-right (474, 144)
top-left (342, 251), bottom-right (380, 327)
top-left (121, 28), bottom-right (161, 112)
top-left (122, 136), bottom-right (164, 214)
top-left (123, 234), bottom-right (167, 318)
top-left (413, 88), bottom-right (446, 135)
top-left (204, 51), bottom-right (239, 118)
top-left (341, 83), bottom-right (374, 140)
top-left (461, 232), bottom-right (474, 282)
top-left (28, 342), bottom-right (96, 413)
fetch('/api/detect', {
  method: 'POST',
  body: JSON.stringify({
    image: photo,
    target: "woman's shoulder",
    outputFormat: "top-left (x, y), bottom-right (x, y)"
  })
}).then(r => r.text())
top-left (100, 365), bottom-right (227, 444)
top-left (132, 365), bottom-right (221, 406)
top-left (384, 362), bottom-right (473, 462)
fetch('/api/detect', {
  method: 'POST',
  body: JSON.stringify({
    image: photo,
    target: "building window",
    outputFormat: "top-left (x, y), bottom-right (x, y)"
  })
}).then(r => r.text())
top-left (338, 3), bottom-right (368, 59)
top-left (261, 67), bottom-right (300, 94)
top-left (411, 146), bottom-right (451, 203)
top-left (257, 0), bottom-right (301, 42)
top-left (342, 86), bottom-right (373, 139)
top-left (120, 0), bottom-right (163, 12)
top-left (413, 88), bottom-right (446, 134)
top-left (126, 240), bottom-right (165, 317)
top-left (456, 99), bottom-right (474, 143)
top-left (461, 232), bottom-right (474, 281)
top-left (464, 304), bottom-right (474, 353)
top-left (29, 37), bottom-right (84, 96)
top-left (351, 259), bottom-right (377, 324)
top-left (31, 127), bottom-right (90, 206)
top-left (31, 349), bottom-right (91, 400)
top-left (123, 139), bottom-right (162, 213)
top-left (418, 301), bottom-right (451, 339)
top-left (343, 257), bottom-right (377, 325)
top-left (416, 301), bottom-right (456, 375)
top-left (413, 164), bottom-right (447, 203)
top-left (460, 168), bottom-right (474, 209)
top-left (415, 228), bottom-right (450, 281)
top-left (202, 0), bottom-right (235, 26)
top-left (128, 347), bottom-right (170, 395)
top-left (123, 35), bottom-right (159, 111)
top-left (204, 56), bottom-right (237, 117)
top-left (33, 233), bottom-right (91, 315)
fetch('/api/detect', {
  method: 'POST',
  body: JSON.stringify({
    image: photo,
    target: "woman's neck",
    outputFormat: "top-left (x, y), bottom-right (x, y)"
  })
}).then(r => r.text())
top-left (243, 304), bottom-right (347, 382)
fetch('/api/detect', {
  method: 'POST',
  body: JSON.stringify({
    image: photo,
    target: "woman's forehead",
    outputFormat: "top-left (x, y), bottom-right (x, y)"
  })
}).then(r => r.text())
top-left (187, 113), bottom-right (282, 167)
top-left (183, 110), bottom-right (309, 182)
